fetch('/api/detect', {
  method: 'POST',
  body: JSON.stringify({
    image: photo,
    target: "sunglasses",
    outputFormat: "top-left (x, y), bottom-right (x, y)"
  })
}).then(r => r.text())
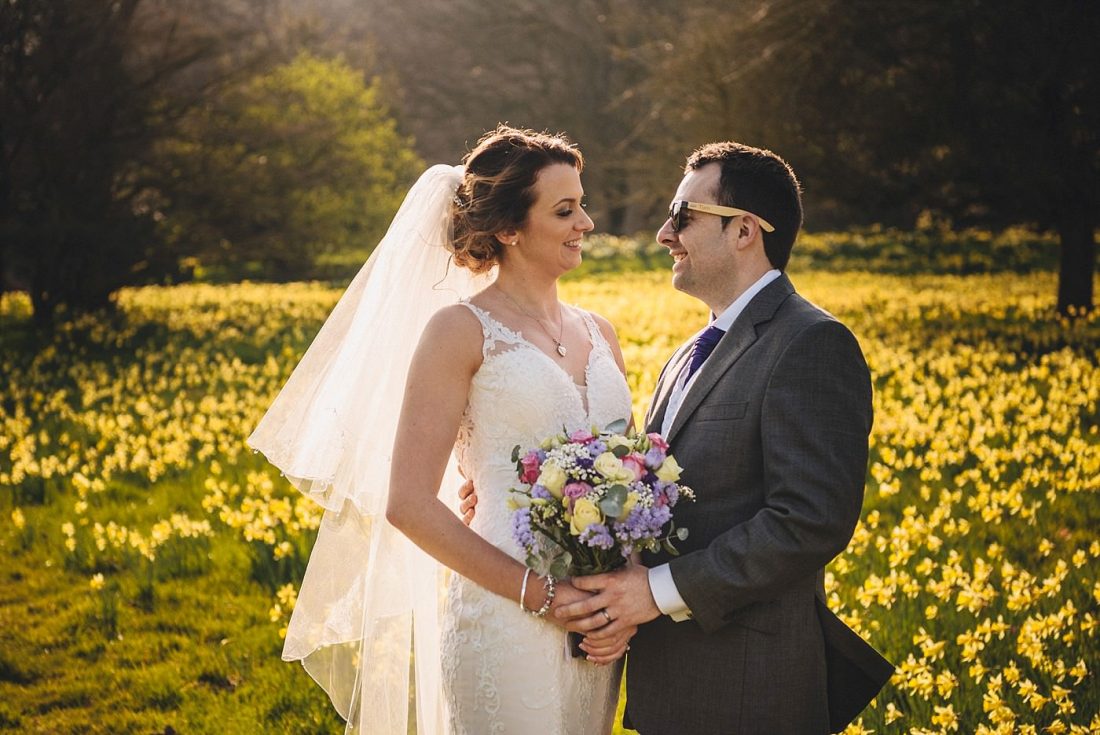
top-left (668, 200), bottom-right (775, 233)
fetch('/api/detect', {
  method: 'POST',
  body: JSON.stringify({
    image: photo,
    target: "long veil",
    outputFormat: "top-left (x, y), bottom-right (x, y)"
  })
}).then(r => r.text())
top-left (248, 164), bottom-right (492, 734)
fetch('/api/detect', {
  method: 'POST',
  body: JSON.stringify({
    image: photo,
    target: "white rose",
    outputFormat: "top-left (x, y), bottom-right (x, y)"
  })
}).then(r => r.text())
top-left (654, 455), bottom-right (683, 483)
top-left (593, 452), bottom-right (634, 484)
top-left (537, 461), bottom-right (567, 498)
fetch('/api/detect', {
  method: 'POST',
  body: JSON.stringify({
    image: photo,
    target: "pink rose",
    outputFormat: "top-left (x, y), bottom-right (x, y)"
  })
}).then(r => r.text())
top-left (647, 432), bottom-right (669, 451)
top-left (621, 454), bottom-right (646, 482)
top-left (563, 481), bottom-right (591, 500)
top-left (569, 429), bottom-right (596, 444)
top-left (520, 452), bottom-right (541, 484)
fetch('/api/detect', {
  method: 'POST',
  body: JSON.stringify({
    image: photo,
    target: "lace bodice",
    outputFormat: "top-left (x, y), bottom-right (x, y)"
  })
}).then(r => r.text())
top-left (441, 301), bottom-right (630, 735)
top-left (454, 301), bottom-right (633, 557)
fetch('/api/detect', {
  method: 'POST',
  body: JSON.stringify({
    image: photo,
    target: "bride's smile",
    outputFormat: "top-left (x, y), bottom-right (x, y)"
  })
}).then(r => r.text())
top-left (504, 162), bottom-right (594, 275)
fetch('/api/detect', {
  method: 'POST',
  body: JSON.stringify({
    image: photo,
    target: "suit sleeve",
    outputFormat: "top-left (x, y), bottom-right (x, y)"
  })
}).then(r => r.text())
top-left (668, 319), bottom-right (873, 635)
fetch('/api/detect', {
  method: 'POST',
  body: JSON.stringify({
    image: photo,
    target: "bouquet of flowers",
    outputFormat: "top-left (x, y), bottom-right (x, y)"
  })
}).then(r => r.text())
top-left (508, 419), bottom-right (694, 582)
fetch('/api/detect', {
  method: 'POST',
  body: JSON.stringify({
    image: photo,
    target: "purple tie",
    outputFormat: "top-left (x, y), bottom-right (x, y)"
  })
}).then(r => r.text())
top-left (685, 325), bottom-right (725, 381)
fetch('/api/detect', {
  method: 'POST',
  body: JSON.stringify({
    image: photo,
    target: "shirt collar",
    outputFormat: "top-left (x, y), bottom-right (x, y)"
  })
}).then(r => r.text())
top-left (709, 269), bottom-right (782, 331)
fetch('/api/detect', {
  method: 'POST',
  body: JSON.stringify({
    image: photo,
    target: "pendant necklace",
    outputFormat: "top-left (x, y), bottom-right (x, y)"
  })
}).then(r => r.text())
top-left (495, 286), bottom-right (567, 358)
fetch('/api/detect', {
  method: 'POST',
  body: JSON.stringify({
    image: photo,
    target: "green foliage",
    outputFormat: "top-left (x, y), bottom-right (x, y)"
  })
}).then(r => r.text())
top-left (0, 0), bottom-right (271, 324)
top-left (791, 225), bottom-right (1062, 275)
top-left (634, 0), bottom-right (1099, 311)
top-left (567, 227), bottom-right (1062, 280)
top-left (161, 53), bottom-right (423, 281)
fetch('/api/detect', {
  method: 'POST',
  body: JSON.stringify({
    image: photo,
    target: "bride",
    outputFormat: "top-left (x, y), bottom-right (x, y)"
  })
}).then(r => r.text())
top-left (249, 126), bottom-right (635, 734)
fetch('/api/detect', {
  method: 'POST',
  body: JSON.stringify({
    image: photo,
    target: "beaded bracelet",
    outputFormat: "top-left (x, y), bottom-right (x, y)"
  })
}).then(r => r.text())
top-left (519, 569), bottom-right (556, 617)
top-left (529, 573), bottom-right (556, 618)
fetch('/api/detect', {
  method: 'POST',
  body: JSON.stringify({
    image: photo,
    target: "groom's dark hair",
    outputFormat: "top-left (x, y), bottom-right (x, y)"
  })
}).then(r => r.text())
top-left (686, 142), bottom-right (803, 271)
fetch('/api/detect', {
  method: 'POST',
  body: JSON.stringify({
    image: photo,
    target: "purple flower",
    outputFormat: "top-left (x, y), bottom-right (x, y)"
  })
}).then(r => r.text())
top-left (579, 523), bottom-right (614, 550)
top-left (663, 484), bottom-right (681, 506)
top-left (612, 505), bottom-right (672, 547)
top-left (651, 480), bottom-right (679, 507)
top-left (511, 508), bottom-right (535, 550)
top-left (575, 456), bottom-right (594, 470)
top-left (588, 440), bottom-right (607, 456)
top-left (644, 447), bottom-right (666, 469)
top-left (531, 484), bottom-right (552, 500)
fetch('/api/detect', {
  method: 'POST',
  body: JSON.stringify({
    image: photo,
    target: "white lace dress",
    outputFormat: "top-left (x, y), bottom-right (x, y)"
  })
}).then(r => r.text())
top-left (441, 301), bottom-right (632, 735)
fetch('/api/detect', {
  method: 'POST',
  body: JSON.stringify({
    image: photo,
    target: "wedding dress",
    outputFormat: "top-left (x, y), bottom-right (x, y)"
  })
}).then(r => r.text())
top-left (248, 164), bottom-right (630, 735)
top-left (443, 301), bottom-right (632, 734)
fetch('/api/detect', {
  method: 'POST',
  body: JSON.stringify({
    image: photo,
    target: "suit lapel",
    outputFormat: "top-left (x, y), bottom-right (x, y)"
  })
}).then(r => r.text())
top-left (644, 338), bottom-right (694, 433)
top-left (665, 274), bottom-right (796, 444)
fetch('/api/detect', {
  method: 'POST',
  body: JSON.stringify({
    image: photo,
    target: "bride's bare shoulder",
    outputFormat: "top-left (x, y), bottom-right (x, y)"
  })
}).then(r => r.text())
top-left (428, 302), bottom-right (483, 329)
top-left (418, 304), bottom-right (485, 362)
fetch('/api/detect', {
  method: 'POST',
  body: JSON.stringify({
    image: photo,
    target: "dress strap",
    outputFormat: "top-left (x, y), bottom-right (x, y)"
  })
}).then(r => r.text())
top-left (577, 309), bottom-right (610, 352)
top-left (457, 300), bottom-right (526, 359)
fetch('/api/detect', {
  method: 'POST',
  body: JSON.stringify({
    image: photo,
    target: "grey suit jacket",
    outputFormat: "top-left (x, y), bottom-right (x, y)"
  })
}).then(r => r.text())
top-left (625, 274), bottom-right (893, 735)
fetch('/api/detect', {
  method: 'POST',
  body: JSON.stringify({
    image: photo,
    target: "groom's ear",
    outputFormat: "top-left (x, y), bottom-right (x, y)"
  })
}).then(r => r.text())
top-left (732, 217), bottom-right (760, 252)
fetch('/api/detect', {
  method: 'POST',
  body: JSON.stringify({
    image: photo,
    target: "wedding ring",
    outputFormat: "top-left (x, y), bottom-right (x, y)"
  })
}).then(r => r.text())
top-left (600, 609), bottom-right (612, 624)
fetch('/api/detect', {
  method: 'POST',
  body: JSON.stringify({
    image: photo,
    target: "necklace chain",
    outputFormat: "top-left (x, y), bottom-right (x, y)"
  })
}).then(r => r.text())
top-left (494, 285), bottom-right (568, 358)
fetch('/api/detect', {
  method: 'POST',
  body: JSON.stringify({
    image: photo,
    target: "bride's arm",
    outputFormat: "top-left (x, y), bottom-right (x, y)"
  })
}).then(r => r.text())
top-left (385, 306), bottom-right (590, 621)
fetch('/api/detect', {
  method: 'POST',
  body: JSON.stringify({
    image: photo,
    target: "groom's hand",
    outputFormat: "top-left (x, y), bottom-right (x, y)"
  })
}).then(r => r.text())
top-left (555, 564), bottom-right (660, 640)
top-left (458, 479), bottom-right (477, 525)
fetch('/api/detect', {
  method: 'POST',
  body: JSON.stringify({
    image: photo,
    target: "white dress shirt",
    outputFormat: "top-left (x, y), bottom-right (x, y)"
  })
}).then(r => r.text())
top-left (648, 269), bottom-right (782, 621)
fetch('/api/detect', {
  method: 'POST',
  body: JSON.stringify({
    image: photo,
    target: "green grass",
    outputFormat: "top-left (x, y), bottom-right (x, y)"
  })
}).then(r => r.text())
top-left (0, 488), bottom-right (344, 734)
top-left (1, 266), bottom-right (1097, 734)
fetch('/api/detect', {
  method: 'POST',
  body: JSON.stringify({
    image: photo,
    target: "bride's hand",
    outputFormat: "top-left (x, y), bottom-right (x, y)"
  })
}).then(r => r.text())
top-left (544, 578), bottom-right (589, 626)
top-left (580, 624), bottom-right (636, 665)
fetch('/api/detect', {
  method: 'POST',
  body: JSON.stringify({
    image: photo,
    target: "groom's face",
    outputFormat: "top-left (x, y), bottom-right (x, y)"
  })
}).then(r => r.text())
top-left (657, 163), bottom-right (737, 305)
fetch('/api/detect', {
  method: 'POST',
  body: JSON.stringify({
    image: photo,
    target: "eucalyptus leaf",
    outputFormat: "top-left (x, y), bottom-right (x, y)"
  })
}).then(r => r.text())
top-left (549, 554), bottom-right (572, 580)
top-left (599, 485), bottom-right (628, 517)
top-left (611, 444), bottom-right (630, 458)
top-left (511, 445), bottom-right (521, 463)
top-left (603, 418), bottom-right (628, 435)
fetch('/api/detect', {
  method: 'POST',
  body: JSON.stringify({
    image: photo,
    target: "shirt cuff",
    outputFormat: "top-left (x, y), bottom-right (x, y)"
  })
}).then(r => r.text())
top-left (648, 563), bottom-right (693, 622)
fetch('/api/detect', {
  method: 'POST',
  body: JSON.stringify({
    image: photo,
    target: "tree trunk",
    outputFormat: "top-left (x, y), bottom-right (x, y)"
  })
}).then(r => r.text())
top-left (1056, 215), bottom-right (1096, 315)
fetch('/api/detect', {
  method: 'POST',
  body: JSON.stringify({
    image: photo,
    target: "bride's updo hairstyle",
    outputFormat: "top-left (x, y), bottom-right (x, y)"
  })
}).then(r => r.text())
top-left (450, 125), bottom-right (584, 274)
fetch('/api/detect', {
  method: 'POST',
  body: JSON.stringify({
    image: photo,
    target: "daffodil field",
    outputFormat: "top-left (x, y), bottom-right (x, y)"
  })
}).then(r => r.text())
top-left (1, 267), bottom-right (1098, 734)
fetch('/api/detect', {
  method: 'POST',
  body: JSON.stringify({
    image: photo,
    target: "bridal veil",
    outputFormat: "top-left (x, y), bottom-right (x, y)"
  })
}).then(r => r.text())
top-left (248, 164), bottom-right (490, 734)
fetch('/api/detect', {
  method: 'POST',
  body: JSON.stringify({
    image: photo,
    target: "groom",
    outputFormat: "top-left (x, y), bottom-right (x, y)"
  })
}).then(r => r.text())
top-left (557, 142), bottom-right (893, 734)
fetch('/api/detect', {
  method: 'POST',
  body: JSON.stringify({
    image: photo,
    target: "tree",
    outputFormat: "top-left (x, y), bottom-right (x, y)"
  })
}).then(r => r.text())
top-left (157, 53), bottom-right (423, 279)
top-left (0, 0), bottom-right (274, 324)
top-left (636, 0), bottom-right (1099, 313)
top-left (350, 0), bottom-right (678, 233)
